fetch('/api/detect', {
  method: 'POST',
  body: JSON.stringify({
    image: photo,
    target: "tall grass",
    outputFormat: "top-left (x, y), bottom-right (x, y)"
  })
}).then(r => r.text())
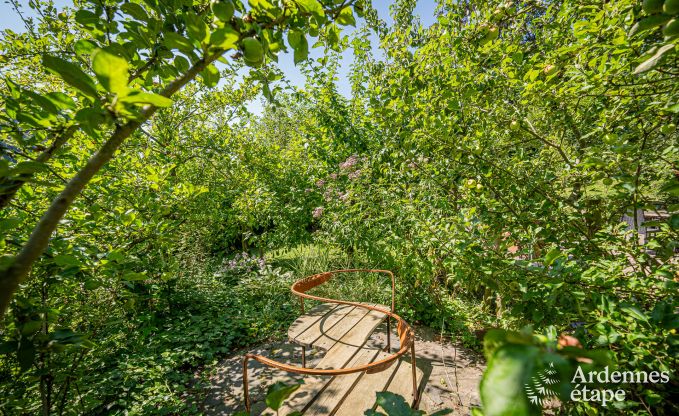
top-left (268, 244), bottom-right (393, 309)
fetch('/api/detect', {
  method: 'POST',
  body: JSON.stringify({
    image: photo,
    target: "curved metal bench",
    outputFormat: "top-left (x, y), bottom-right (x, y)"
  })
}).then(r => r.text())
top-left (242, 269), bottom-right (419, 414)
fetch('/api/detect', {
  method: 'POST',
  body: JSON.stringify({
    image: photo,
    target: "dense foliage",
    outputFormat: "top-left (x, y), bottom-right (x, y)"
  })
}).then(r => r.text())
top-left (1, 0), bottom-right (678, 415)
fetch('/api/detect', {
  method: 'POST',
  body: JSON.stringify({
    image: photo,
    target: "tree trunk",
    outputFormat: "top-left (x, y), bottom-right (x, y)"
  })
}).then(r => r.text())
top-left (0, 52), bottom-right (221, 319)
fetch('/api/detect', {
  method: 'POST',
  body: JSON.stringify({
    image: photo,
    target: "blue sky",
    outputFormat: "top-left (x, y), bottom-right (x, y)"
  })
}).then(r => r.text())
top-left (0, 1), bottom-right (438, 114)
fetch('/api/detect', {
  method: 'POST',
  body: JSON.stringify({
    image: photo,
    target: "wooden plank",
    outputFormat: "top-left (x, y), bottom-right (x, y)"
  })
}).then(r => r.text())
top-left (293, 304), bottom-right (355, 348)
top-left (267, 303), bottom-right (397, 415)
top-left (288, 303), bottom-right (338, 341)
top-left (339, 308), bottom-right (387, 346)
top-left (275, 322), bottom-right (386, 415)
top-left (316, 308), bottom-right (387, 371)
top-left (261, 374), bottom-right (329, 416)
top-left (333, 358), bottom-right (423, 415)
top-left (311, 305), bottom-right (373, 351)
top-left (329, 351), bottom-right (395, 416)
top-left (383, 356), bottom-right (423, 406)
top-left (304, 348), bottom-right (383, 416)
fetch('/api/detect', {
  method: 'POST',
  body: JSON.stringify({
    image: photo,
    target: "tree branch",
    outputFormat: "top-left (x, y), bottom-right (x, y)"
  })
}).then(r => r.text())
top-left (521, 118), bottom-right (572, 167)
top-left (0, 125), bottom-right (75, 211)
top-left (0, 51), bottom-right (222, 319)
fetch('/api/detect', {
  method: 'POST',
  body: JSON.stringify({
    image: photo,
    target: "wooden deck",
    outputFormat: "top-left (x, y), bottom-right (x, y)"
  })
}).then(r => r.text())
top-left (262, 302), bottom-right (422, 415)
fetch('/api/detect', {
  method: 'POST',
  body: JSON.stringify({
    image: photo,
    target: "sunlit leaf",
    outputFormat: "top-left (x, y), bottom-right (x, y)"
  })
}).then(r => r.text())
top-left (336, 6), bottom-right (355, 26)
top-left (42, 54), bottom-right (98, 99)
top-left (92, 49), bottom-right (130, 96)
top-left (265, 381), bottom-right (301, 411)
top-left (120, 91), bottom-right (173, 107)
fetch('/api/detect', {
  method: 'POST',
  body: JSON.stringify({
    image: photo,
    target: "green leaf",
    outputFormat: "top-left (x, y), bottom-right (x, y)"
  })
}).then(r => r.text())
top-left (42, 55), bottom-right (98, 99)
top-left (23, 90), bottom-right (59, 114)
top-left (74, 39), bottom-right (98, 58)
top-left (164, 32), bottom-right (195, 54)
top-left (543, 248), bottom-right (563, 266)
top-left (54, 254), bottom-right (81, 267)
top-left (670, 214), bottom-right (679, 230)
top-left (122, 272), bottom-right (147, 281)
top-left (51, 329), bottom-right (81, 341)
top-left (5, 78), bottom-right (21, 99)
top-left (11, 161), bottom-right (48, 175)
top-left (265, 381), bottom-right (301, 411)
top-left (200, 64), bottom-right (220, 87)
top-left (45, 92), bottom-right (76, 110)
top-left (511, 52), bottom-right (523, 64)
top-left (629, 14), bottom-right (673, 36)
top-left (483, 329), bottom-right (533, 361)
top-left (0, 218), bottom-right (21, 233)
top-left (373, 391), bottom-right (420, 416)
top-left (249, 0), bottom-right (275, 9)
top-left (294, 45), bottom-right (309, 64)
top-left (74, 9), bottom-right (100, 27)
top-left (296, 0), bottom-right (325, 23)
top-left (326, 23), bottom-right (340, 51)
top-left (288, 30), bottom-right (303, 50)
top-left (185, 12), bottom-right (210, 46)
top-left (17, 342), bottom-right (35, 373)
top-left (558, 347), bottom-right (615, 366)
top-left (634, 44), bottom-right (675, 74)
top-left (84, 279), bottom-right (102, 290)
top-left (92, 49), bottom-right (130, 96)
top-left (620, 305), bottom-right (649, 323)
top-left (121, 2), bottom-right (149, 21)
top-left (287, 31), bottom-right (309, 65)
top-left (75, 107), bottom-right (108, 138)
top-left (211, 0), bottom-right (235, 22)
top-left (336, 6), bottom-right (356, 27)
top-left (107, 251), bottom-right (125, 262)
top-left (660, 180), bottom-right (679, 196)
top-left (483, 329), bottom-right (509, 360)
top-left (0, 341), bottom-right (17, 354)
top-left (21, 320), bottom-right (43, 336)
top-left (119, 91), bottom-right (173, 107)
top-left (480, 344), bottom-right (541, 416)
top-left (210, 26), bottom-right (240, 50)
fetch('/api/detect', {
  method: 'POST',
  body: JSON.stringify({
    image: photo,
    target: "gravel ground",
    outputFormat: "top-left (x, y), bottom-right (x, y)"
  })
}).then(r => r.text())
top-left (201, 324), bottom-right (485, 415)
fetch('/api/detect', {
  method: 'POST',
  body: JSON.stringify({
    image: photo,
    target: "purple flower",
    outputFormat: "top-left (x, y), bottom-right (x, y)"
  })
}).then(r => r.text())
top-left (329, 173), bottom-right (338, 180)
top-left (339, 155), bottom-right (358, 170)
top-left (312, 207), bottom-right (324, 219)
top-left (315, 179), bottom-right (325, 188)
top-left (348, 170), bottom-right (361, 180)
top-left (221, 251), bottom-right (267, 278)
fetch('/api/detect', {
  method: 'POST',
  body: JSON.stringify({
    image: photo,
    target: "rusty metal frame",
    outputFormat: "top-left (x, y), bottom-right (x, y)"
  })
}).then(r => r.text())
top-left (242, 269), bottom-right (419, 413)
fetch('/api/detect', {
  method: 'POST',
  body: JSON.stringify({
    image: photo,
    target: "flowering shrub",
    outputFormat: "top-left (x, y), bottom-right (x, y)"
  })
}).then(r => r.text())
top-left (218, 252), bottom-right (267, 282)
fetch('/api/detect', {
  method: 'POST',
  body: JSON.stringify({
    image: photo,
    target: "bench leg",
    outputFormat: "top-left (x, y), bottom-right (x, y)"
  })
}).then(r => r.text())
top-left (386, 316), bottom-right (391, 352)
top-left (302, 346), bottom-right (306, 368)
top-left (411, 340), bottom-right (420, 408)
top-left (243, 355), bottom-right (251, 413)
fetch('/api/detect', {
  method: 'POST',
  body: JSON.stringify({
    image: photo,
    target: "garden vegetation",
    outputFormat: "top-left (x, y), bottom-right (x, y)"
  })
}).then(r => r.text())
top-left (0, 0), bottom-right (677, 415)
